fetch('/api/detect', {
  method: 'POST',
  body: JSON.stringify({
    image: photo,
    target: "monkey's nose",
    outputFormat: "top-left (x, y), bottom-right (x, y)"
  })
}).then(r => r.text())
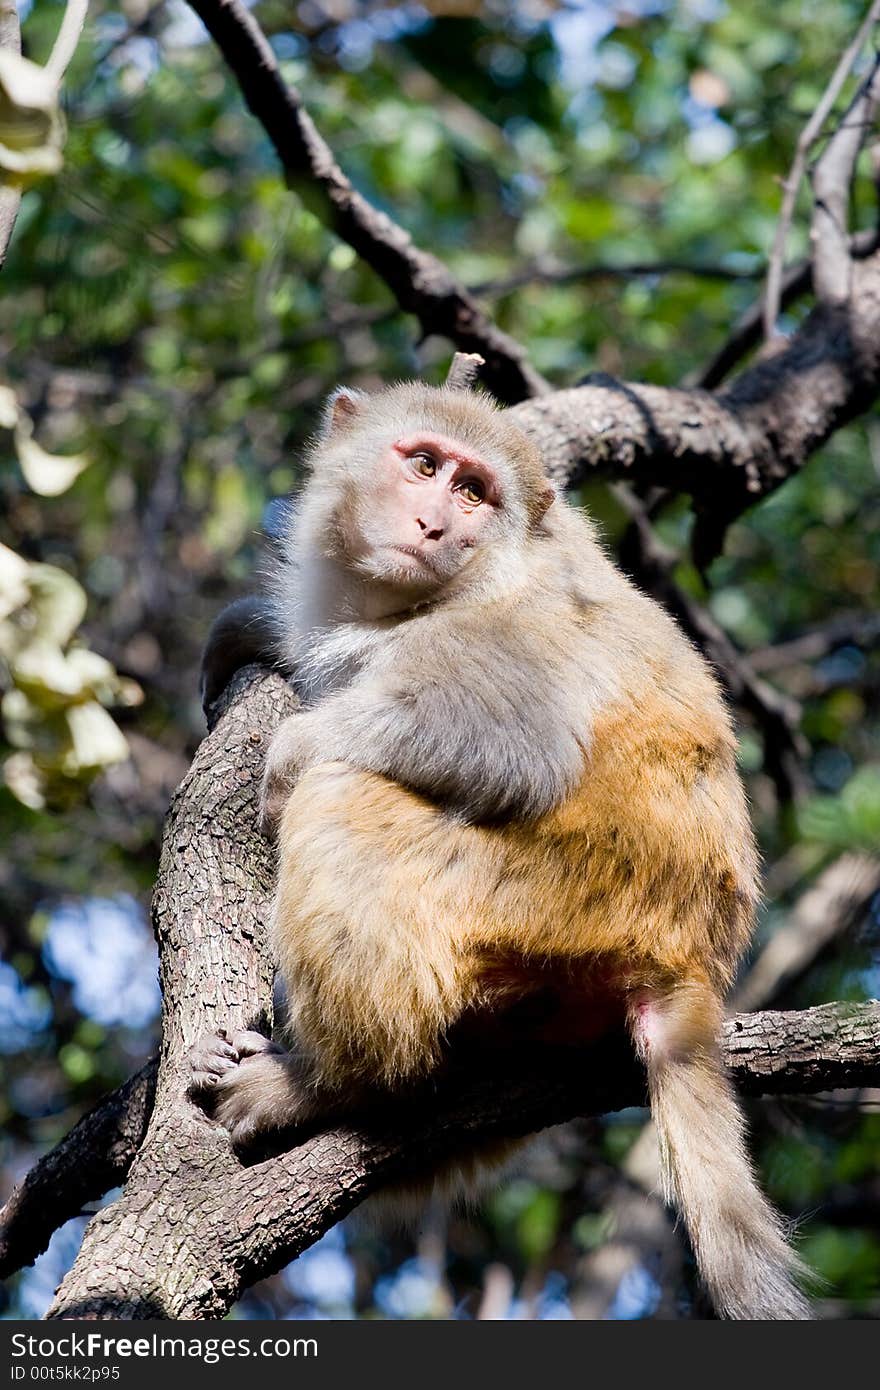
top-left (416, 517), bottom-right (444, 541)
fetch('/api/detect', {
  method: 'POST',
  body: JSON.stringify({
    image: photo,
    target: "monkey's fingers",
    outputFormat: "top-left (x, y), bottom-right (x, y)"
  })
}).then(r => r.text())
top-left (188, 1032), bottom-right (240, 1095)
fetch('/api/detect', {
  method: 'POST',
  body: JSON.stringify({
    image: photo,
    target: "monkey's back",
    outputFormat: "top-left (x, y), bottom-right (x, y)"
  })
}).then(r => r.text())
top-left (275, 499), bottom-right (759, 1073)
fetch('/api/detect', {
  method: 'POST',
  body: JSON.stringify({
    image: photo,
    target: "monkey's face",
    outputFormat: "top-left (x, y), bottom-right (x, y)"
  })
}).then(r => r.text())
top-left (340, 430), bottom-right (506, 591)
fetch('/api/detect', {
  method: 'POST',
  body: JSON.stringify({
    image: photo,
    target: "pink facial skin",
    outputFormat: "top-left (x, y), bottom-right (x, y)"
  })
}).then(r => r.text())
top-left (350, 431), bottom-right (503, 587)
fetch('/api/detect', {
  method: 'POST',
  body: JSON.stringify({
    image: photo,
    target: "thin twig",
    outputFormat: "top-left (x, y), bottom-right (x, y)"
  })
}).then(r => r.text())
top-left (693, 228), bottom-right (879, 389)
top-left (185, 0), bottom-right (547, 404)
top-left (763, 0), bottom-right (880, 339)
top-left (472, 258), bottom-right (763, 298)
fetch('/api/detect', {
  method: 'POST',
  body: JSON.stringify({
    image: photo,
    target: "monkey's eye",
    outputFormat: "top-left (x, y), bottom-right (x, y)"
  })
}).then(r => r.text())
top-left (412, 453), bottom-right (436, 477)
top-left (457, 478), bottom-right (485, 505)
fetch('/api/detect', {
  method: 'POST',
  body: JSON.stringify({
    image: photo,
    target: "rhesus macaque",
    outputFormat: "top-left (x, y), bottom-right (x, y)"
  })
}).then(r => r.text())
top-left (191, 381), bottom-right (809, 1319)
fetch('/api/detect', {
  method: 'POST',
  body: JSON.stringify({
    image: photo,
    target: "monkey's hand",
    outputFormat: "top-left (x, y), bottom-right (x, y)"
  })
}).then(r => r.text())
top-left (259, 711), bottom-right (321, 833)
top-left (189, 1030), bottom-right (318, 1147)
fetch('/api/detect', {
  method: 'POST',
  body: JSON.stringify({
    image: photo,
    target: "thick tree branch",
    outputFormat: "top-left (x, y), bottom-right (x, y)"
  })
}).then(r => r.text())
top-left (41, 993), bottom-right (880, 1318)
top-left (0, 1061), bottom-right (157, 1281)
top-left (183, 0), bottom-right (880, 567)
top-left (507, 249), bottom-right (880, 566)
top-left (185, 0), bottom-right (546, 405)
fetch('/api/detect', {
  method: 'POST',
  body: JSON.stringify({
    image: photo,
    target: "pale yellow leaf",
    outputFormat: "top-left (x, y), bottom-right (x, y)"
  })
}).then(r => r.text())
top-left (0, 541), bottom-right (30, 620)
top-left (27, 563), bottom-right (88, 647)
top-left (12, 639), bottom-right (85, 703)
top-left (15, 430), bottom-right (89, 495)
top-left (0, 384), bottom-right (18, 429)
top-left (0, 50), bottom-right (63, 180)
top-left (64, 701), bottom-right (129, 773)
top-left (3, 751), bottom-right (46, 809)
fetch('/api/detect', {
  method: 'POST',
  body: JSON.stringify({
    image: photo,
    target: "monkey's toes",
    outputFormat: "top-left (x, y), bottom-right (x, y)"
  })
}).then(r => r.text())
top-left (212, 1051), bottom-right (315, 1147)
top-left (228, 1029), bottom-right (285, 1059)
top-left (188, 1032), bottom-right (239, 1094)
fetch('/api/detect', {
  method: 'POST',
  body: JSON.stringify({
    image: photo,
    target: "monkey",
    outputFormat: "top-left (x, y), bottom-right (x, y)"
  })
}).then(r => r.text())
top-left (190, 380), bottom-right (810, 1320)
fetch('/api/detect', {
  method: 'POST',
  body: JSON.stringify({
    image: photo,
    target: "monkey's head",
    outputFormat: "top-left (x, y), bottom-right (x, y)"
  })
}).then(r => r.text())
top-left (300, 382), bottom-right (555, 597)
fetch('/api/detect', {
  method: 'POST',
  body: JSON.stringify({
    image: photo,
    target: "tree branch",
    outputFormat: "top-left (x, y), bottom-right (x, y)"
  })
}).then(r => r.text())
top-left (732, 854), bottom-right (880, 1013)
top-left (763, 0), bottom-right (880, 338)
top-left (46, 0), bottom-right (89, 81)
top-left (693, 227), bottom-right (880, 390)
top-left (183, 0), bottom-right (880, 569)
top-left (811, 55), bottom-right (880, 306)
top-left (185, 0), bottom-right (547, 405)
top-left (507, 243), bottom-right (880, 566)
top-left (748, 610), bottom-right (880, 673)
top-left (0, 1061), bottom-right (157, 1281)
top-left (41, 992), bottom-right (880, 1318)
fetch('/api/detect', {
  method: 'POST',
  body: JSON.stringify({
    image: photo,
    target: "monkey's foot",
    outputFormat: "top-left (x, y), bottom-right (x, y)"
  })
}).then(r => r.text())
top-left (189, 1029), bottom-right (317, 1146)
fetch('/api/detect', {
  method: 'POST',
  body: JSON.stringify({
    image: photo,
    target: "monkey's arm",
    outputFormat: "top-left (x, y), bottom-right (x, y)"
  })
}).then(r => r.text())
top-left (262, 638), bottom-right (586, 824)
top-left (200, 595), bottom-right (282, 715)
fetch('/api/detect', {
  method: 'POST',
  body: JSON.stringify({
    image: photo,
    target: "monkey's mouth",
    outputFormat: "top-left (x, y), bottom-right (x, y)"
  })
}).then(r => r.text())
top-left (386, 544), bottom-right (447, 575)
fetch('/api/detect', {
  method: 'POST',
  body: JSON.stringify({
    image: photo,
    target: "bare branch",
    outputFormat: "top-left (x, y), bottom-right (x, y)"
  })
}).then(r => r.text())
top-left (46, 0), bottom-right (89, 81)
top-left (763, 0), bottom-right (880, 338)
top-left (185, 0), bottom-right (547, 405)
top-left (472, 258), bottom-right (763, 298)
top-left (811, 56), bottom-right (880, 305)
top-left (0, 1061), bottom-right (157, 1280)
top-left (749, 611), bottom-right (880, 674)
top-left (507, 239), bottom-right (880, 564)
top-left (444, 351), bottom-right (485, 390)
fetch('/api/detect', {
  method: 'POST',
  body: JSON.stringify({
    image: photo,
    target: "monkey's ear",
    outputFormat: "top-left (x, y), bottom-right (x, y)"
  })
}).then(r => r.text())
top-left (530, 482), bottom-right (557, 526)
top-left (322, 387), bottom-right (368, 436)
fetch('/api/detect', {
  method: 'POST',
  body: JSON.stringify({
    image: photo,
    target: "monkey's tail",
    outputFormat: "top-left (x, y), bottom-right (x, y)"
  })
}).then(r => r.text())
top-left (631, 989), bottom-right (811, 1320)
